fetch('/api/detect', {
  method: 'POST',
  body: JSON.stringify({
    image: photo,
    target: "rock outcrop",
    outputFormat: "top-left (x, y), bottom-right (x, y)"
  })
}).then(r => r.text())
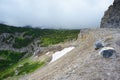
top-left (0, 32), bottom-right (41, 55)
top-left (100, 0), bottom-right (120, 28)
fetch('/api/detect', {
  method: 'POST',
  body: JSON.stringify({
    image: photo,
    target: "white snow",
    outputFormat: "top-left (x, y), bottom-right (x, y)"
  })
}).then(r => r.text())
top-left (50, 47), bottom-right (75, 63)
top-left (45, 52), bottom-right (50, 55)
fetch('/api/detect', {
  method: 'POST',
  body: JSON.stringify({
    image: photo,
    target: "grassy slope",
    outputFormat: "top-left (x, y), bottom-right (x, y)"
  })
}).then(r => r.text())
top-left (0, 24), bottom-right (80, 79)
top-left (0, 50), bottom-right (26, 70)
top-left (0, 51), bottom-right (45, 80)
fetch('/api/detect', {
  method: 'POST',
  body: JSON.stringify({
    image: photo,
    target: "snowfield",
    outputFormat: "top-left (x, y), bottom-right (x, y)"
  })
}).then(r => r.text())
top-left (50, 47), bottom-right (75, 63)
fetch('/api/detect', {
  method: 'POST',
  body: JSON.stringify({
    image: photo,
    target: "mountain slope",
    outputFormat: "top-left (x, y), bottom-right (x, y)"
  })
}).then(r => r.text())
top-left (0, 24), bottom-right (80, 79)
top-left (0, 24), bottom-right (79, 54)
top-left (18, 28), bottom-right (120, 80)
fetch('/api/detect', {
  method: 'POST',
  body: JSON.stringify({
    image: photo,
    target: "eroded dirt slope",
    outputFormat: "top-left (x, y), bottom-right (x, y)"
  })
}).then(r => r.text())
top-left (20, 28), bottom-right (120, 80)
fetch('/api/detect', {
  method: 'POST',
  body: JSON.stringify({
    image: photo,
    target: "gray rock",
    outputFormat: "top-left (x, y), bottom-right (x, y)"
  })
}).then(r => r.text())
top-left (100, 0), bottom-right (120, 28)
top-left (99, 47), bottom-right (116, 58)
top-left (115, 40), bottom-right (120, 46)
top-left (0, 32), bottom-right (41, 57)
top-left (94, 40), bottom-right (104, 50)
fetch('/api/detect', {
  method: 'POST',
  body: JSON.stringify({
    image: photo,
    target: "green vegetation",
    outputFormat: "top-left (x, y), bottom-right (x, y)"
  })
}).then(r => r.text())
top-left (13, 37), bottom-right (33, 48)
top-left (40, 30), bottom-right (79, 46)
top-left (0, 24), bottom-right (80, 48)
top-left (17, 61), bottom-right (45, 75)
top-left (0, 24), bottom-right (33, 34)
top-left (0, 24), bottom-right (80, 79)
top-left (0, 50), bottom-right (45, 80)
top-left (0, 50), bottom-right (25, 79)
top-left (0, 50), bottom-right (26, 71)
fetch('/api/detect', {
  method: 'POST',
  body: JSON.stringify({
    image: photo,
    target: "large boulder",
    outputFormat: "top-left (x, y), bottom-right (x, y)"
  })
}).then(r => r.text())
top-left (99, 47), bottom-right (116, 58)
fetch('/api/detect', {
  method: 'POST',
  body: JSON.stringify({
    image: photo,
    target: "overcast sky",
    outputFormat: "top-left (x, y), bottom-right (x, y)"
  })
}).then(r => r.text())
top-left (0, 0), bottom-right (113, 29)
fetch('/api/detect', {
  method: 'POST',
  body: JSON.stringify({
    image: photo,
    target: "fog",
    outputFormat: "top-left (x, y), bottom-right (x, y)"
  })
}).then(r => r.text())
top-left (0, 0), bottom-right (114, 29)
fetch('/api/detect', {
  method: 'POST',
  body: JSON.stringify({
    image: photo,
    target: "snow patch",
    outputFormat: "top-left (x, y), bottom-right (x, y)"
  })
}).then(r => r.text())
top-left (46, 52), bottom-right (50, 55)
top-left (50, 47), bottom-right (75, 63)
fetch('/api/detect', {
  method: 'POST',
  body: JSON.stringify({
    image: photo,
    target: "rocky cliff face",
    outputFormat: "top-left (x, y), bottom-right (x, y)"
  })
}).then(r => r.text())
top-left (0, 32), bottom-right (41, 55)
top-left (100, 0), bottom-right (120, 28)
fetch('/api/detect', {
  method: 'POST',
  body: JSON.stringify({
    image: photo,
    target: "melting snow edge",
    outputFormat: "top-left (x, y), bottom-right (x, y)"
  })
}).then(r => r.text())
top-left (50, 47), bottom-right (75, 63)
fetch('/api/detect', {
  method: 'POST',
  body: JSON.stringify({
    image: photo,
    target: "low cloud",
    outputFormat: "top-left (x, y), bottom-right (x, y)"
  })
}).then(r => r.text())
top-left (0, 0), bottom-right (113, 29)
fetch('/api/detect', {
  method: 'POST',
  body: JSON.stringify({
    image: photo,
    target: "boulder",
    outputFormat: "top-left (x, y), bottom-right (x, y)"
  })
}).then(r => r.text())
top-left (94, 40), bottom-right (104, 50)
top-left (99, 47), bottom-right (116, 58)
